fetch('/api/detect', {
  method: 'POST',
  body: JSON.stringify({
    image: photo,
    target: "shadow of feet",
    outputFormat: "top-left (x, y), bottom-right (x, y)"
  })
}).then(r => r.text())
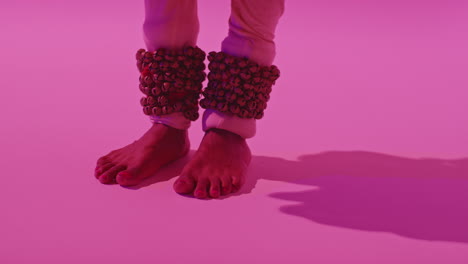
top-left (123, 148), bottom-right (468, 243)
top-left (243, 151), bottom-right (468, 243)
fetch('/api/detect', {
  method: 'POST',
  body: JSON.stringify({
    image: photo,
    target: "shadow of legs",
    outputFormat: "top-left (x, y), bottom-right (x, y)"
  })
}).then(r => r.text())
top-left (244, 151), bottom-right (468, 243)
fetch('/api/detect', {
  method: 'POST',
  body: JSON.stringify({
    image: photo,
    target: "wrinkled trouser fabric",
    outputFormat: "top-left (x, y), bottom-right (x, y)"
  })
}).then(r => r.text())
top-left (143, 0), bottom-right (284, 138)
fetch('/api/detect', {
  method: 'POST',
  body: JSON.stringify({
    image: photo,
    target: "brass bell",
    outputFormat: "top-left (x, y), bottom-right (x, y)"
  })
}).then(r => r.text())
top-left (215, 52), bottom-right (225, 61)
top-left (238, 60), bottom-right (248, 68)
top-left (158, 95), bottom-right (168, 106)
top-left (233, 87), bottom-right (244, 95)
top-left (140, 97), bottom-right (147, 106)
top-left (217, 102), bottom-right (227, 112)
top-left (230, 67), bottom-right (240, 75)
top-left (152, 87), bottom-right (161, 96)
top-left (170, 102), bottom-right (180, 112)
top-left (217, 90), bottom-right (225, 97)
top-left (249, 66), bottom-right (258, 73)
top-left (171, 61), bottom-right (179, 69)
top-left (243, 83), bottom-right (253, 90)
top-left (229, 104), bottom-right (240, 114)
top-left (162, 82), bottom-right (172, 92)
top-left (199, 98), bottom-right (208, 108)
top-left (184, 47), bottom-right (194, 56)
top-left (165, 54), bottom-right (175, 62)
top-left (139, 84), bottom-right (146, 93)
top-left (257, 93), bottom-right (266, 102)
top-left (247, 101), bottom-right (257, 111)
top-left (152, 106), bottom-right (161, 115)
top-left (207, 51), bottom-right (216, 61)
top-left (209, 99), bottom-right (217, 108)
top-left (221, 72), bottom-right (230, 81)
top-left (236, 97), bottom-right (246, 107)
top-left (226, 92), bottom-right (237, 102)
top-left (136, 49), bottom-right (145, 60)
top-left (239, 109), bottom-right (249, 118)
top-left (255, 111), bottom-right (264, 119)
top-left (224, 56), bottom-right (235, 65)
top-left (244, 90), bottom-right (255, 100)
top-left (240, 72), bottom-right (251, 80)
top-left (147, 96), bottom-right (156, 105)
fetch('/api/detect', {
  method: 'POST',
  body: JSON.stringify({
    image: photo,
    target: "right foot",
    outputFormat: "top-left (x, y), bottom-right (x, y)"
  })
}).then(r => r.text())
top-left (94, 123), bottom-right (190, 186)
top-left (173, 128), bottom-right (252, 199)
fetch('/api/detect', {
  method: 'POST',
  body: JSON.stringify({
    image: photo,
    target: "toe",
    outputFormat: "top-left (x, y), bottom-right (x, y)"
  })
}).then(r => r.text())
top-left (98, 174), bottom-right (113, 184)
top-left (95, 163), bottom-right (114, 179)
top-left (220, 177), bottom-right (232, 196)
top-left (231, 175), bottom-right (244, 193)
top-left (96, 156), bottom-right (110, 167)
top-left (174, 174), bottom-right (196, 194)
top-left (194, 178), bottom-right (209, 199)
top-left (99, 164), bottom-right (126, 184)
top-left (209, 178), bottom-right (221, 198)
top-left (116, 168), bottom-right (140, 187)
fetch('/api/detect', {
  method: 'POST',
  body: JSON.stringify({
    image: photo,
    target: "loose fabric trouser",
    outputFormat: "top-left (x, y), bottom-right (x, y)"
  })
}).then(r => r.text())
top-left (143, 0), bottom-right (284, 138)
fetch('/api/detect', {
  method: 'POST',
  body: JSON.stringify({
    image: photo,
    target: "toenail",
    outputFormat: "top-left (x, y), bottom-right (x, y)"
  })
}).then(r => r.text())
top-left (195, 190), bottom-right (205, 197)
top-left (176, 180), bottom-right (185, 185)
top-left (119, 171), bottom-right (131, 178)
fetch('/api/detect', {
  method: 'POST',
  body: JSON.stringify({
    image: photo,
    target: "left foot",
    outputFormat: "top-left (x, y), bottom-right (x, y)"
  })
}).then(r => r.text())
top-left (173, 128), bottom-right (252, 199)
top-left (94, 123), bottom-right (190, 186)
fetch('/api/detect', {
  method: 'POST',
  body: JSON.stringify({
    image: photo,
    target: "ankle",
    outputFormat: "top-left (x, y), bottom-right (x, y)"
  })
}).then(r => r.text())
top-left (150, 123), bottom-right (186, 132)
top-left (206, 128), bottom-right (245, 141)
top-left (142, 123), bottom-right (188, 143)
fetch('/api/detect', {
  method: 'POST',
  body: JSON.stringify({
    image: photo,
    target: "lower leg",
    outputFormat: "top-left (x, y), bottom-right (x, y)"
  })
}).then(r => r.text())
top-left (143, 0), bottom-right (199, 50)
top-left (95, 0), bottom-right (201, 186)
top-left (203, 0), bottom-right (285, 139)
top-left (174, 0), bottom-right (285, 198)
top-left (143, 0), bottom-right (200, 130)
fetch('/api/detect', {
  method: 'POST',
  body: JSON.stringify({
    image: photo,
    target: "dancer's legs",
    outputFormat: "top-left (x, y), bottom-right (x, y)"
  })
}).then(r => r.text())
top-left (143, 0), bottom-right (199, 51)
top-left (95, 0), bottom-right (200, 186)
top-left (222, 0), bottom-right (284, 66)
top-left (144, 0), bottom-right (200, 130)
top-left (202, 0), bottom-right (285, 139)
top-left (175, 0), bottom-right (285, 198)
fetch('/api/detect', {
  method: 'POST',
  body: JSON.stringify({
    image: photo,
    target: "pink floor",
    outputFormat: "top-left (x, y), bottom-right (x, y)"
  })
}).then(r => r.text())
top-left (1, 0), bottom-right (468, 263)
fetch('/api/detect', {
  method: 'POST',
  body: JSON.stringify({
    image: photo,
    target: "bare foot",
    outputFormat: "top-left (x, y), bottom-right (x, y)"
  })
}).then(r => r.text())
top-left (173, 128), bottom-right (252, 199)
top-left (94, 123), bottom-right (190, 186)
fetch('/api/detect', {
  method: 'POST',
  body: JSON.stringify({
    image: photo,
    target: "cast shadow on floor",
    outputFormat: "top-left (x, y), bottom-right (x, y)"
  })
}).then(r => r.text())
top-left (129, 149), bottom-right (468, 244)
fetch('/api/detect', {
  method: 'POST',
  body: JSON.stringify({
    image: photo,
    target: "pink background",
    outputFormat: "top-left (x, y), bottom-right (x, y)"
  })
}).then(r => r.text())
top-left (1, 0), bottom-right (468, 263)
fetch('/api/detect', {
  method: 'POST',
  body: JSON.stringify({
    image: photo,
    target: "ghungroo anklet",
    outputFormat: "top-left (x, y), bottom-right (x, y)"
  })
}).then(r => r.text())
top-left (199, 51), bottom-right (280, 119)
top-left (136, 46), bottom-right (206, 121)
